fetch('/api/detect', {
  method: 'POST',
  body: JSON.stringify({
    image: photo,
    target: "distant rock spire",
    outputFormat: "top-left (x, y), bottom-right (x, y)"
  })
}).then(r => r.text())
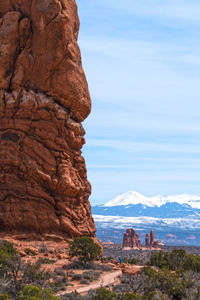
top-left (150, 230), bottom-right (155, 246)
top-left (145, 233), bottom-right (150, 247)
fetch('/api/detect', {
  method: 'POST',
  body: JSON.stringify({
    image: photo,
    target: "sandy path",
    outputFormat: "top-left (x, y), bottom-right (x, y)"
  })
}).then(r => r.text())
top-left (56, 270), bottom-right (122, 296)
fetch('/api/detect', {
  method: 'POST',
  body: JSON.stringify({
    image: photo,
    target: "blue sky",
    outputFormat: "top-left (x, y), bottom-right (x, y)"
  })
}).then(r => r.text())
top-left (76, 0), bottom-right (200, 205)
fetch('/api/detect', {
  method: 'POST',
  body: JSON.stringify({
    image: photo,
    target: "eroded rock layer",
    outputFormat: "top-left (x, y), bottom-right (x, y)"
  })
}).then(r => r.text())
top-left (0, 0), bottom-right (96, 240)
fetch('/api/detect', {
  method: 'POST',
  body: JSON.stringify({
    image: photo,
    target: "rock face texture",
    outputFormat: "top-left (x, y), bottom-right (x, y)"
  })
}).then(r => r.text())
top-left (0, 0), bottom-right (96, 240)
top-left (123, 229), bottom-right (141, 248)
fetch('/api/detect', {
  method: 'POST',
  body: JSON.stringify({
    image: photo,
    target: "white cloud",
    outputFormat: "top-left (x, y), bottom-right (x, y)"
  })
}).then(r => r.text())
top-left (93, 215), bottom-right (200, 230)
top-left (93, 0), bottom-right (200, 23)
top-left (87, 139), bottom-right (200, 154)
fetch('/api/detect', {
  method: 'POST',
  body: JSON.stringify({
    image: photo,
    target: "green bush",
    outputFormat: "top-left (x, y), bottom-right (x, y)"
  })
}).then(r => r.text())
top-left (148, 249), bottom-right (200, 273)
top-left (18, 285), bottom-right (59, 299)
top-left (0, 240), bottom-right (17, 257)
top-left (143, 267), bottom-right (188, 299)
top-left (124, 293), bottom-right (139, 300)
top-left (69, 237), bottom-right (101, 265)
top-left (92, 288), bottom-right (117, 300)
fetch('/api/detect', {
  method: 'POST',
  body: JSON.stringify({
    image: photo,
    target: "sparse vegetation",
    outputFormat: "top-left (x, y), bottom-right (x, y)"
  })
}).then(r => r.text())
top-left (2, 240), bottom-right (200, 299)
top-left (61, 246), bottom-right (200, 299)
top-left (148, 249), bottom-right (200, 272)
top-left (0, 240), bottom-right (59, 299)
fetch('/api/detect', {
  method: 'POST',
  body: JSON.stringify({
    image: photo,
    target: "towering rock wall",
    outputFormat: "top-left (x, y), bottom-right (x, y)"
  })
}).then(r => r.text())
top-left (0, 0), bottom-right (96, 240)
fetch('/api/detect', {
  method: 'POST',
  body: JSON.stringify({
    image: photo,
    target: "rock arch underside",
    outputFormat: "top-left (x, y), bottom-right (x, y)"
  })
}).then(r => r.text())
top-left (0, 0), bottom-right (96, 241)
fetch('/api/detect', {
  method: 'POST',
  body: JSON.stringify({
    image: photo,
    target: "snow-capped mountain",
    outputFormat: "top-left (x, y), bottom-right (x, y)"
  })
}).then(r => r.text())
top-left (92, 191), bottom-right (200, 246)
top-left (92, 191), bottom-right (200, 218)
top-left (104, 191), bottom-right (200, 209)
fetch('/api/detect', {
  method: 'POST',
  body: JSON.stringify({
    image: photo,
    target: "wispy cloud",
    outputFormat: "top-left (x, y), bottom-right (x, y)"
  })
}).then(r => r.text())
top-left (87, 139), bottom-right (200, 154)
top-left (79, 0), bottom-right (200, 23)
top-left (76, 0), bottom-right (200, 204)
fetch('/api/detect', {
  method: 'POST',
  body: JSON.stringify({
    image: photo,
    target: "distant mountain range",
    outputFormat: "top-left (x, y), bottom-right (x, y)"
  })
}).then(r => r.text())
top-left (92, 191), bottom-right (200, 246)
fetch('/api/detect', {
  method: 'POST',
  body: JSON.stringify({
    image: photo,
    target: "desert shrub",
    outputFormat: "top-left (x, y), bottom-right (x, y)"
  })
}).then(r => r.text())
top-left (148, 251), bottom-right (171, 269)
top-left (69, 237), bottom-right (101, 265)
top-left (99, 264), bottom-right (113, 272)
top-left (142, 267), bottom-right (188, 299)
top-left (182, 253), bottom-right (200, 273)
top-left (142, 290), bottom-right (169, 300)
top-left (60, 291), bottom-right (80, 300)
top-left (148, 250), bottom-right (186, 270)
top-left (82, 271), bottom-right (101, 282)
top-left (120, 275), bottom-right (130, 284)
top-left (123, 293), bottom-right (139, 300)
top-left (18, 285), bottom-right (59, 299)
top-left (148, 250), bottom-right (200, 273)
top-left (37, 258), bottom-right (56, 265)
top-left (127, 258), bottom-right (140, 265)
top-left (80, 278), bottom-right (89, 285)
top-left (22, 262), bottom-right (52, 286)
top-left (0, 240), bottom-right (17, 256)
top-left (119, 269), bottom-right (200, 300)
top-left (24, 248), bottom-right (37, 256)
top-left (113, 283), bottom-right (132, 294)
top-left (71, 273), bottom-right (82, 281)
top-left (50, 280), bottom-right (66, 293)
top-left (38, 244), bottom-right (49, 253)
top-left (92, 288), bottom-right (117, 300)
top-left (54, 268), bottom-right (65, 277)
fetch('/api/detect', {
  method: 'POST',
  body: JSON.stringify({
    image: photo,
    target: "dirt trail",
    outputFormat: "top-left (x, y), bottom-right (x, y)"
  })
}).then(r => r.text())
top-left (56, 270), bottom-right (122, 296)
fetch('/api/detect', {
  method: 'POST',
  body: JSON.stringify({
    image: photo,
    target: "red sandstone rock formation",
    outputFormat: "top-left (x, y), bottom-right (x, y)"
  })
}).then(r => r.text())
top-left (145, 233), bottom-right (150, 247)
top-left (0, 0), bottom-right (96, 241)
top-left (145, 230), bottom-right (162, 249)
top-left (150, 230), bottom-right (155, 246)
top-left (123, 229), bottom-right (141, 248)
